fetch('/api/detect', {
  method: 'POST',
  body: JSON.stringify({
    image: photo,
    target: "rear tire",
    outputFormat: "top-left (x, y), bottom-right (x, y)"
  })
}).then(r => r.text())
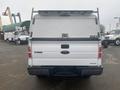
top-left (115, 39), bottom-right (120, 46)
top-left (6, 38), bottom-right (10, 42)
top-left (36, 75), bottom-right (47, 79)
top-left (16, 39), bottom-right (21, 45)
top-left (36, 75), bottom-right (41, 78)
top-left (102, 40), bottom-right (108, 48)
top-left (103, 44), bottom-right (108, 48)
top-left (83, 75), bottom-right (91, 79)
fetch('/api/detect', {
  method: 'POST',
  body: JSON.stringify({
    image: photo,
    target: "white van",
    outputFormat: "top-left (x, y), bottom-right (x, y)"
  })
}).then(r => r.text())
top-left (27, 10), bottom-right (103, 77)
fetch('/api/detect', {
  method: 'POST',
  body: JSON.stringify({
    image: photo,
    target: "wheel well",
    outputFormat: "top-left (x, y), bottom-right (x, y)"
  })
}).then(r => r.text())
top-left (116, 38), bottom-right (120, 40)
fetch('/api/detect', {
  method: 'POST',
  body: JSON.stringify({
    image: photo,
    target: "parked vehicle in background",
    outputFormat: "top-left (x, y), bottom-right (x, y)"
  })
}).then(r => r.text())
top-left (4, 31), bottom-right (14, 42)
top-left (2, 20), bottom-right (30, 44)
top-left (27, 9), bottom-right (103, 78)
top-left (4, 26), bottom-right (29, 45)
top-left (14, 30), bottom-right (29, 45)
top-left (104, 29), bottom-right (120, 46)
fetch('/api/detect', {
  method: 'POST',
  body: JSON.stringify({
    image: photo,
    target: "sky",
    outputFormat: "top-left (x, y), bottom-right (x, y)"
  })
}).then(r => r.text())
top-left (0, 0), bottom-right (120, 31)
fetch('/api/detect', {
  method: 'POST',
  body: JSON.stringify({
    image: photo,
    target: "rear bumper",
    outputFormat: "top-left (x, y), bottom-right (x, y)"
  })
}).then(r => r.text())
top-left (28, 66), bottom-right (103, 77)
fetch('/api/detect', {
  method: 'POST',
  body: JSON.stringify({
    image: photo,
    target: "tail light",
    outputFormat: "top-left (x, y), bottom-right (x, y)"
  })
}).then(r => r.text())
top-left (28, 46), bottom-right (32, 58)
top-left (98, 46), bottom-right (103, 59)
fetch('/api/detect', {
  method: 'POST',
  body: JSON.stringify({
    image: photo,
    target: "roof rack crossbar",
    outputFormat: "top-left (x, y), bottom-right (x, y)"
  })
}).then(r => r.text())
top-left (31, 8), bottom-right (100, 21)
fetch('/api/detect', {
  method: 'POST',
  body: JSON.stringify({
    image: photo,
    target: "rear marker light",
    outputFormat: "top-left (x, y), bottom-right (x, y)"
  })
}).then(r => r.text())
top-left (98, 47), bottom-right (103, 59)
top-left (28, 46), bottom-right (32, 58)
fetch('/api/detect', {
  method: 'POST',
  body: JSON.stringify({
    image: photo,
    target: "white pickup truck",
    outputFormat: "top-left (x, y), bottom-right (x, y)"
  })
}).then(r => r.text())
top-left (27, 10), bottom-right (103, 78)
top-left (4, 32), bottom-right (13, 41)
top-left (4, 30), bottom-right (29, 45)
top-left (13, 31), bottom-right (29, 45)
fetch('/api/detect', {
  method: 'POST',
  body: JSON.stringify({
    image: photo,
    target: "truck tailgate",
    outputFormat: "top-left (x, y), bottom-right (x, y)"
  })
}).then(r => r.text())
top-left (31, 41), bottom-right (98, 66)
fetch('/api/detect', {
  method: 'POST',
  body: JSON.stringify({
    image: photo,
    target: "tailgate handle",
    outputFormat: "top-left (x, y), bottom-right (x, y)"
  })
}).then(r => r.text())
top-left (61, 51), bottom-right (70, 55)
top-left (34, 51), bottom-right (43, 53)
top-left (61, 44), bottom-right (69, 49)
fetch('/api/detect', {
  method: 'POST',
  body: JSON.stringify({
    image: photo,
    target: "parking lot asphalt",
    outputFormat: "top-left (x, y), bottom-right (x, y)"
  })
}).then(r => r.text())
top-left (0, 40), bottom-right (120, 90)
